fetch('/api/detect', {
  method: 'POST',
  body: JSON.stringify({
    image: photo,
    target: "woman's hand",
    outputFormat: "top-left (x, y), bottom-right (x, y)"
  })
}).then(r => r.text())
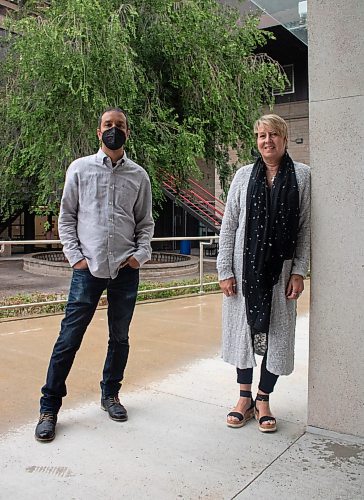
top-left (219, 277), bottom-right (237, 297)
top-left (286, 274), bottom-right (304, 300)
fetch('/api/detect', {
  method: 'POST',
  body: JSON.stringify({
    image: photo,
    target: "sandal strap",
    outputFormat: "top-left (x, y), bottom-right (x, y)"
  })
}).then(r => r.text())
top-left (255, 393), bottom-right (269, 402)
top-left (240, 390), bottom-right (252, 398)
top-left (259, 415), bottom-right (276, 425)
top-left (227, 411), bottom-right (244, 421)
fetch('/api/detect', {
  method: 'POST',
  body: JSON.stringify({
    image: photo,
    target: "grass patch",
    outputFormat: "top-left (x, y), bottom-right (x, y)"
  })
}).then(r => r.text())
top-left (0, 274), bottom-right (219, 319)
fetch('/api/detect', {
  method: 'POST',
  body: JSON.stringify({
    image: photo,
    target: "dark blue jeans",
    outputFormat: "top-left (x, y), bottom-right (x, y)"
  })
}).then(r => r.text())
top-left (40, 266), bottom-right (139, 414)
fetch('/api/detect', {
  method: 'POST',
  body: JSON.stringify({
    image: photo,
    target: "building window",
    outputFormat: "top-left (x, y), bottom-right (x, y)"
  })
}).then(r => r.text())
top-left (273, 64), bottom-right (295, 95)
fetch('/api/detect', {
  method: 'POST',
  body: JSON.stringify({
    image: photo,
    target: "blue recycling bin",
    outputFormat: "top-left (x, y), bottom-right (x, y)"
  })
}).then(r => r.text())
top-left (180, 240), bottom-right (191, 255)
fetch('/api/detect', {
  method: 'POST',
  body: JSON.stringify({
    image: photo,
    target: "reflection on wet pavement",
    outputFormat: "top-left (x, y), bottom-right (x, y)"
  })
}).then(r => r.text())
top-left (0, 282), bottom-right (310, 434)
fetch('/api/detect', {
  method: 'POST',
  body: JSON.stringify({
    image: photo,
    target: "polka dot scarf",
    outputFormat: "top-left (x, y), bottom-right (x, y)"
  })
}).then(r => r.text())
top-left (242, 152), bottom-right (299, 335)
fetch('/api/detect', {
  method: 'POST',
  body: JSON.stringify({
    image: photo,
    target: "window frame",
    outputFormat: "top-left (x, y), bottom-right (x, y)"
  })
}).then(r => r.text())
top-left (273, 64), bottom-right (295, 96)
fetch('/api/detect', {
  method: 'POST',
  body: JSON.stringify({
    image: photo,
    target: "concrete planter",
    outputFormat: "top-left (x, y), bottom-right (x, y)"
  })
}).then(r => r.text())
top-left (23, 251), bottom-right (199, 280)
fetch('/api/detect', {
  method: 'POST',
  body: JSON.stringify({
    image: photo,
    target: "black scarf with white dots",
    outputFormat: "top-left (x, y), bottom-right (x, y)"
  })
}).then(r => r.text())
top-left (242, 152), bottom-right (300, 334)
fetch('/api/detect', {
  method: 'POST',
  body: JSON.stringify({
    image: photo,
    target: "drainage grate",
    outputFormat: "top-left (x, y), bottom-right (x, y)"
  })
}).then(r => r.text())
top-left (26, 466), bottom-right (74, 477)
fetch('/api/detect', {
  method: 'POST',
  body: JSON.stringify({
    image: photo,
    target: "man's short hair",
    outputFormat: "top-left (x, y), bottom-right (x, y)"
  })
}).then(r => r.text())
top-left (98, 107), bottom-right (129, 129)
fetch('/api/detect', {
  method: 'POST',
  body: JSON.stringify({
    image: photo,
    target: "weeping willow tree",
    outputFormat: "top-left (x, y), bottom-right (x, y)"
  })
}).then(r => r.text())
top-left (0, 0), bottom-right (285, 220)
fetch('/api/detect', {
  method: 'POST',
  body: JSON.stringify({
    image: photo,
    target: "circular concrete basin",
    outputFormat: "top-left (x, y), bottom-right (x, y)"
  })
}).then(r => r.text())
top-left (23, 251), bottom-right (199, 280)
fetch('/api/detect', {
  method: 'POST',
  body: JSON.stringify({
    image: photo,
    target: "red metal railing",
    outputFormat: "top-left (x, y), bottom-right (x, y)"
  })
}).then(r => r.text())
top-left (163, 174), bottom-right (225, 223)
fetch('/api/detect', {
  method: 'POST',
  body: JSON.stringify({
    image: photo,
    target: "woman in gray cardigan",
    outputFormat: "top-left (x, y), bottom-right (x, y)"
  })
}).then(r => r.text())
top-left (217, 114), bottom-right (310, 432)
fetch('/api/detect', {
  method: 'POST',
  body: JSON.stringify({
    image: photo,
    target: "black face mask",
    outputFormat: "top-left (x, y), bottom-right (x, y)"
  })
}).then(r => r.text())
top-left (102, 127), bottom-right (126, 150)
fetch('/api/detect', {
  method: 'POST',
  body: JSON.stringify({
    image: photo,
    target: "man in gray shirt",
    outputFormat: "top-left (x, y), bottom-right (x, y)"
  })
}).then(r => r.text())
top-left (35, 107), bottom-right (154, 442)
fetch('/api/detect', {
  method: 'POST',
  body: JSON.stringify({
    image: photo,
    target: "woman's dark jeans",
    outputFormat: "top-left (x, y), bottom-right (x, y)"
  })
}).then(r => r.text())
top-left (40, 266), bottom-right (139, 414)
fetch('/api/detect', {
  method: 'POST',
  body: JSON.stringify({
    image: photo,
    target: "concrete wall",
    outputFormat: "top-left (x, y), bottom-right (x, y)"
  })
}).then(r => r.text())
top-left (196, 158), bottom-right (216, 195)
top-left (307, 0), bottom-right (364, 437)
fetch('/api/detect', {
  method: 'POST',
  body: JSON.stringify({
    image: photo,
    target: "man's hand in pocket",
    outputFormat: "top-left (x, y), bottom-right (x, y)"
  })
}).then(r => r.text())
top-left (126, 256), bottom-right (140, 269)
top-left (73, 258), bottom-right (88, 270)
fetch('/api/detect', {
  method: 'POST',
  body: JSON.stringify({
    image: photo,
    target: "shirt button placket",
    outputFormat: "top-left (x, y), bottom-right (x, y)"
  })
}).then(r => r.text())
top-left (108, 173), bottom-right (115, 266)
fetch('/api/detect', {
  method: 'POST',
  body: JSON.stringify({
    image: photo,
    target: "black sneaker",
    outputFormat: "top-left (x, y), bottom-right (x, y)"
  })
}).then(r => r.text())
top-left (35, 413), bottom-right (57, 442)
top-left (101, 396), bottom-right (128, 422)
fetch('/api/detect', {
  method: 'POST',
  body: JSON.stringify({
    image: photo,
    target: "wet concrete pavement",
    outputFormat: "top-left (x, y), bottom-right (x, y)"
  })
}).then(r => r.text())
top-left (0, 259), bottom-right (71, 298)
top-left (0, 284), bottom-right (363, 499)
top-left (0, 292), bottom-right (223, 434)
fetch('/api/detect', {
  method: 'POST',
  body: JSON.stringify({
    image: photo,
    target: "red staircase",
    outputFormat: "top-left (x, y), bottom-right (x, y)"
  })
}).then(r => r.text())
top-left (162, 174), bottom-right (225, 234)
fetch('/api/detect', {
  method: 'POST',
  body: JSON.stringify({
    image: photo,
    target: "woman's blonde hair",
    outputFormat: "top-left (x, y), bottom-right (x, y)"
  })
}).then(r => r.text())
top-left (254, 114), bottom-right (288, 143)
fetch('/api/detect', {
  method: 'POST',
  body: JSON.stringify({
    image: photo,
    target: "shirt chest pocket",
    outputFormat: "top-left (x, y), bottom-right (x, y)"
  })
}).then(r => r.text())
top-left (114, 182), bottom-right (138, 210)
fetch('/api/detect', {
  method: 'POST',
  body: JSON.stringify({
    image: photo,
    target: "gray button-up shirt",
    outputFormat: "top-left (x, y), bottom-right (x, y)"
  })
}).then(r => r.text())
top-left (58, 149), bottom-right (154, 278)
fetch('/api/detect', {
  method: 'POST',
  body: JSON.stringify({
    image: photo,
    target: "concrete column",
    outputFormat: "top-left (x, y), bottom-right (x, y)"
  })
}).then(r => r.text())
top-left (307, 1), bottom-right (364, 437)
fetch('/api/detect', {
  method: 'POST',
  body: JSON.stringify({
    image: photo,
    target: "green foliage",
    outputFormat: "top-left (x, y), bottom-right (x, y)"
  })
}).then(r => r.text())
top-left (0, 274), bottom-right (220, 318)
top-left (0, 0), bottom-right (285, 219)
top-left (0, 0), bottom-right (138, 218)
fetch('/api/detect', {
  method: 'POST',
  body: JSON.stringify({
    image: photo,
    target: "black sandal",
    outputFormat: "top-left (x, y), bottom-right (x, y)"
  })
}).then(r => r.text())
top-left (227, 390), bottom-right (255, 428)
top-left (255, 393), bottom-right (277, 433)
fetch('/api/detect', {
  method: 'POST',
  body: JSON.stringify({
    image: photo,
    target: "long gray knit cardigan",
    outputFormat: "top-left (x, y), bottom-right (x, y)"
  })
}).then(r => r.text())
top-left (217, 162), bottom-right (310, 375)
